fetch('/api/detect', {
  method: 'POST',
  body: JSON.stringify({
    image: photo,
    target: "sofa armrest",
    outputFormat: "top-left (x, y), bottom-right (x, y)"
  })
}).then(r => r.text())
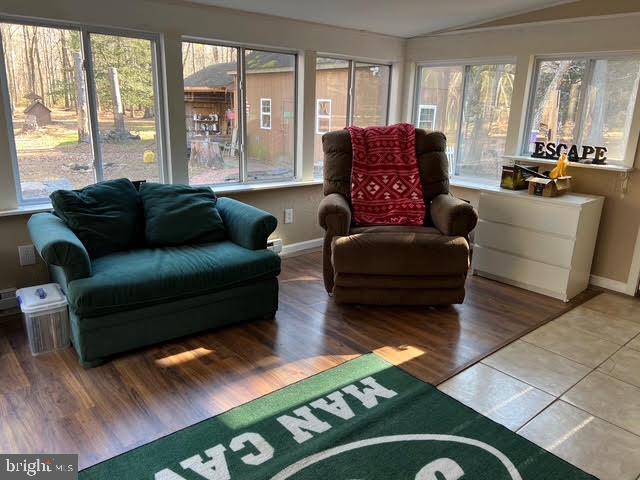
top-left (27, 213), bottom-right (92, 282)
top-left (217, 197), bottom-right (277, 250)
top-left (430, 194), bottom-right (478, 237)
top-left (318, 193), bottom-right (351, 236)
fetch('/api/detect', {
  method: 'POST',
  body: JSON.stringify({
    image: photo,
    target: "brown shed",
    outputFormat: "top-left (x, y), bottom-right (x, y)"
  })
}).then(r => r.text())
top-left (24, 99), bottom-right (52, 126)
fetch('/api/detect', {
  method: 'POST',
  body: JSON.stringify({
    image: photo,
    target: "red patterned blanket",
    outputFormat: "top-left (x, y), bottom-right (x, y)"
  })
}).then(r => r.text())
top-left (348, 123), bottom-right (425, 225)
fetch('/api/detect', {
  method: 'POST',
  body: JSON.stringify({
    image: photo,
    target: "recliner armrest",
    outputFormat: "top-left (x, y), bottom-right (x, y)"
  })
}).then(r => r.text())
top-left (430, 194), bottom-right (478, 237)
top-left (217, 197), bottom-right (277, 250)
top-left (27, 213), bottom-right (92, 282)
top-left (318, 193), bottom-right (351, 236)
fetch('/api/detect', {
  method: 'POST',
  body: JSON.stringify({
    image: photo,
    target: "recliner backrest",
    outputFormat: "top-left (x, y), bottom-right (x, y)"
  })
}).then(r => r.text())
top-left (321, 128), bottom-right (450, 203)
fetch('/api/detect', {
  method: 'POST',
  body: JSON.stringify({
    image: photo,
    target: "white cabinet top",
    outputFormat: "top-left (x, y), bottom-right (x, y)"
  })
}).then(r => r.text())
top-left (479, 188), bottom-right (603, 207)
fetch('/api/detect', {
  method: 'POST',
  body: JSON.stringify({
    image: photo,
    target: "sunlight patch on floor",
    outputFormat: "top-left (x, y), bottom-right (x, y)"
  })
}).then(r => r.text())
top-left (374, 345), bottom-right (427, 365)
top-left (155, 347), bottom-right (214, 367)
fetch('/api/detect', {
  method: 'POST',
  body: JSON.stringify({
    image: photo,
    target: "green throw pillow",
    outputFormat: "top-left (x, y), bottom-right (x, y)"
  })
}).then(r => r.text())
top-left (139, 183), bottom-right (226, 246)
top-left (50, 178), bottom-right (144, 258)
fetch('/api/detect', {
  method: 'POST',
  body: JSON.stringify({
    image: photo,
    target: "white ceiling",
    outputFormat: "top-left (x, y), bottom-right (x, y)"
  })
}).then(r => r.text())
top-left (186, 0), bottom-right (572, 37)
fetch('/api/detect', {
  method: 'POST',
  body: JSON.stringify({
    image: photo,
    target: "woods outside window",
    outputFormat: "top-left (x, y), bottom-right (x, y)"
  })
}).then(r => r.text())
top-left (523, 55), bottom-right (640, 164)
top-left (0, 21), bottom-right (165, 203)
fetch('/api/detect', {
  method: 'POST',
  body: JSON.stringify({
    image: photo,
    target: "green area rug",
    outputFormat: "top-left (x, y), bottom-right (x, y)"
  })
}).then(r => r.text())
top-left (80, 354), bottom-right (596, 479)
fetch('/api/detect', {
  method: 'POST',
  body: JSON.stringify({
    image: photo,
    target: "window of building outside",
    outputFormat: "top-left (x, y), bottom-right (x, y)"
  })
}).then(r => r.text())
top-left (417, 105), bottom-right (437, 130)
top-left (523, 56), bottom-right (640, 163)
top-left (260, 98), bottom-right (272, 130)
top-left (316, 99), bottom-right (332, 134)
top-left (414, 62), bottom-right (516, 180)
top-left (0, 22), bottom-right (163, 203)
top-left (313, 57), bottom-right (391, 179)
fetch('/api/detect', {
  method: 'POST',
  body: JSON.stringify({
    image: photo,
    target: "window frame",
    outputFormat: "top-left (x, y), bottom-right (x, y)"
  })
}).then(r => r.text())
top-left (313, 55), bottom-right (392, 180)
top-left (521, 53), bottom-right (640, 166)
top-left (316, 55), bottom-right (392, 128)
top-left (0, 16), bottom-right (168, 205)
top-left (417, 104), bottom-right (437, 130)
top-left (413, 58), bottom-right (516, 181)
top-left (350, 61), bottom-right (392, 127)
top-left (183, 39), bottom-right (299, 186)
top-left (315, 98), bottom-right (332, 134)
top-left (259, 97), bottom-right (272, 130)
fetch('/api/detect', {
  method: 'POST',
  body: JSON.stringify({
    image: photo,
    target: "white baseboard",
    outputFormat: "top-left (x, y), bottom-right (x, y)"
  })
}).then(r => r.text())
top-left (589, 274), bottom-right (628, 294)
top-left (281, 238), bottom-right (323, 257)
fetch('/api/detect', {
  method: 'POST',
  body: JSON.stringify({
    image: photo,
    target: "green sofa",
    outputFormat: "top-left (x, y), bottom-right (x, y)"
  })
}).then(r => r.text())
top-left (27, 197), bottom-right (280, 367)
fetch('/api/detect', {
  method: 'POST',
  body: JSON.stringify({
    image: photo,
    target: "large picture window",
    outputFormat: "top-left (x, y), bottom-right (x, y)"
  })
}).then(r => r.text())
top-left (0, 22), bottom-right (164, 203)
top-left (523, 56), bottom-right (640, 163)
top-left (183, 42), bottom-right (296, 185)
top-left (414, 62), bottom-right (515, 180)
top-left (313, 56), bottom-right (391, 178)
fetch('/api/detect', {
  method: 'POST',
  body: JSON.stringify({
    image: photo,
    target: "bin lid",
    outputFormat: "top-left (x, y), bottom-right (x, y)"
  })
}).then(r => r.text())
top-left (16, 283), bottom-right (67, 314)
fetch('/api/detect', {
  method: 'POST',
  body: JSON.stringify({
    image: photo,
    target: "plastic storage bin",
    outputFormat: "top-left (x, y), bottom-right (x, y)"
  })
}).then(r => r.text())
top-left (16, 283), bottom-right (70, 355)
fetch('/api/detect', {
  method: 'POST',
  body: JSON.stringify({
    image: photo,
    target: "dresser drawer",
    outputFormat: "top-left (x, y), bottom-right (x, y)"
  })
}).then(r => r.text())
top-left (473, 245), bottom-right (570, 295)
top-left (478, 193), bottom-right (579, 238)
top-left (475, 220), bottom-right (575, 268)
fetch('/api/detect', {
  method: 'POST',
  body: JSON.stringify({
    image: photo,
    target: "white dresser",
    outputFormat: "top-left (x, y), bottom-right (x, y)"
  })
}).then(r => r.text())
top-left (471, 189), bottom-right (604, 301)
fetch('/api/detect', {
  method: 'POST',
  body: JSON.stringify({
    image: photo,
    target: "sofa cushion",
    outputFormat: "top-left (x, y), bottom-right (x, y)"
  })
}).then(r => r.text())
top-left (50, 178), bottom-right (143, 258)
top-left (332, 231), bottom-right (469, 276)
top-left (334, 273), bottom-right (466, 289)
top-left (139, 183), bottom-right (226, 246)
top-left (66, 241), bottom-right (280, 317)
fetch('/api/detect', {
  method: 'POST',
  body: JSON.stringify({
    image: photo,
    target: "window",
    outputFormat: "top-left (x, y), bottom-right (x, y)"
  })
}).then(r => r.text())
top-left (0, 22), bottom-right (164, 202)
top-left (183, 42), bottom-right (296, 185)
top-left (415, 62), bottom-right (515, 180)
top-left (182, 43), bottom-right (239, 185)
top-left (313, 57), bottom-right (391, 178)
top-left (352, 62), bottom-right (390, 127)
top-left (523, 56), bottom-right (640, 163)
top-left (316, 99), bottom-right (332, 134)
top-left (260, 98), bottom-right (272, 130)
top-left (417, 105), bottom-right (437, 130)
top-left (244, 49), bottom-right (296, 181)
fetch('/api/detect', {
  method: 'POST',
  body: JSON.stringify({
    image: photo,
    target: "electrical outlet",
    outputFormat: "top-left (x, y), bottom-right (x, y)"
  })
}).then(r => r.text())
top-left (18, 245), bottom-right (36, 266)
top-left (284, 208), bottom-right (294, 224)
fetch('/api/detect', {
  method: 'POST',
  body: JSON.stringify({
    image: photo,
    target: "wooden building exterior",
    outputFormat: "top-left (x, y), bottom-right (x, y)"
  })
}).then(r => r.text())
top-left (184, 55), bottom-right (389, 173)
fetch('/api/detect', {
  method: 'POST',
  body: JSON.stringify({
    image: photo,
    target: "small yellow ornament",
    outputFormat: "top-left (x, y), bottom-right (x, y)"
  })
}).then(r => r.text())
top-left (143, 150), bottom-right (156, 164)
top-left (549, 153), bottom-right (569, 179)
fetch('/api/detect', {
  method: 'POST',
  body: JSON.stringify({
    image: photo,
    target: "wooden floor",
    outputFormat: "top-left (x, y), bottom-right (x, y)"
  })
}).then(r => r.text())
top-left (0, 250), bottom-right (595, 468)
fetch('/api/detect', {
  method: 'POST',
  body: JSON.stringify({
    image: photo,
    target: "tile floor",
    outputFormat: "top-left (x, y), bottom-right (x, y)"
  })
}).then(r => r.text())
top-left (439, 292), bottom-right (640, 480)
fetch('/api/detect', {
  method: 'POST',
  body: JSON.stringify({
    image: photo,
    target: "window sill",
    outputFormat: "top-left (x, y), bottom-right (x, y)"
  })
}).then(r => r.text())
top-left (0, 203), bottom-right (53, 218)
top-left (212, 179), bottom-right (323, 194)
top-left (504, 155), bottom-right (634, 173)
top-left (0, 180), bottom-right (325, 218)
top-left (449, 177), bottom-right (502, 192)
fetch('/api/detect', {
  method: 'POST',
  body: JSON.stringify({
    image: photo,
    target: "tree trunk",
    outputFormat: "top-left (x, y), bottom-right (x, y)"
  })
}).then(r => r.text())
top-left (60, 31), bottom-right (72, 109)
top-left (108, 66), bottom-right (126, 135)
top-left (22, 26), bottom-right (35, 96)
top-left (33, 31), bottom-right (45, 100)
top-left (74, 52), bottom-right (90, 143)
top-left (4, 27), bottom-right (18, 112)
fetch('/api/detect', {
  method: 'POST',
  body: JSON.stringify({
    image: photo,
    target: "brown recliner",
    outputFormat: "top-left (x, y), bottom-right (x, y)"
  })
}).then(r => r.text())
top-left (318, 129), bottom-right (478, 305)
